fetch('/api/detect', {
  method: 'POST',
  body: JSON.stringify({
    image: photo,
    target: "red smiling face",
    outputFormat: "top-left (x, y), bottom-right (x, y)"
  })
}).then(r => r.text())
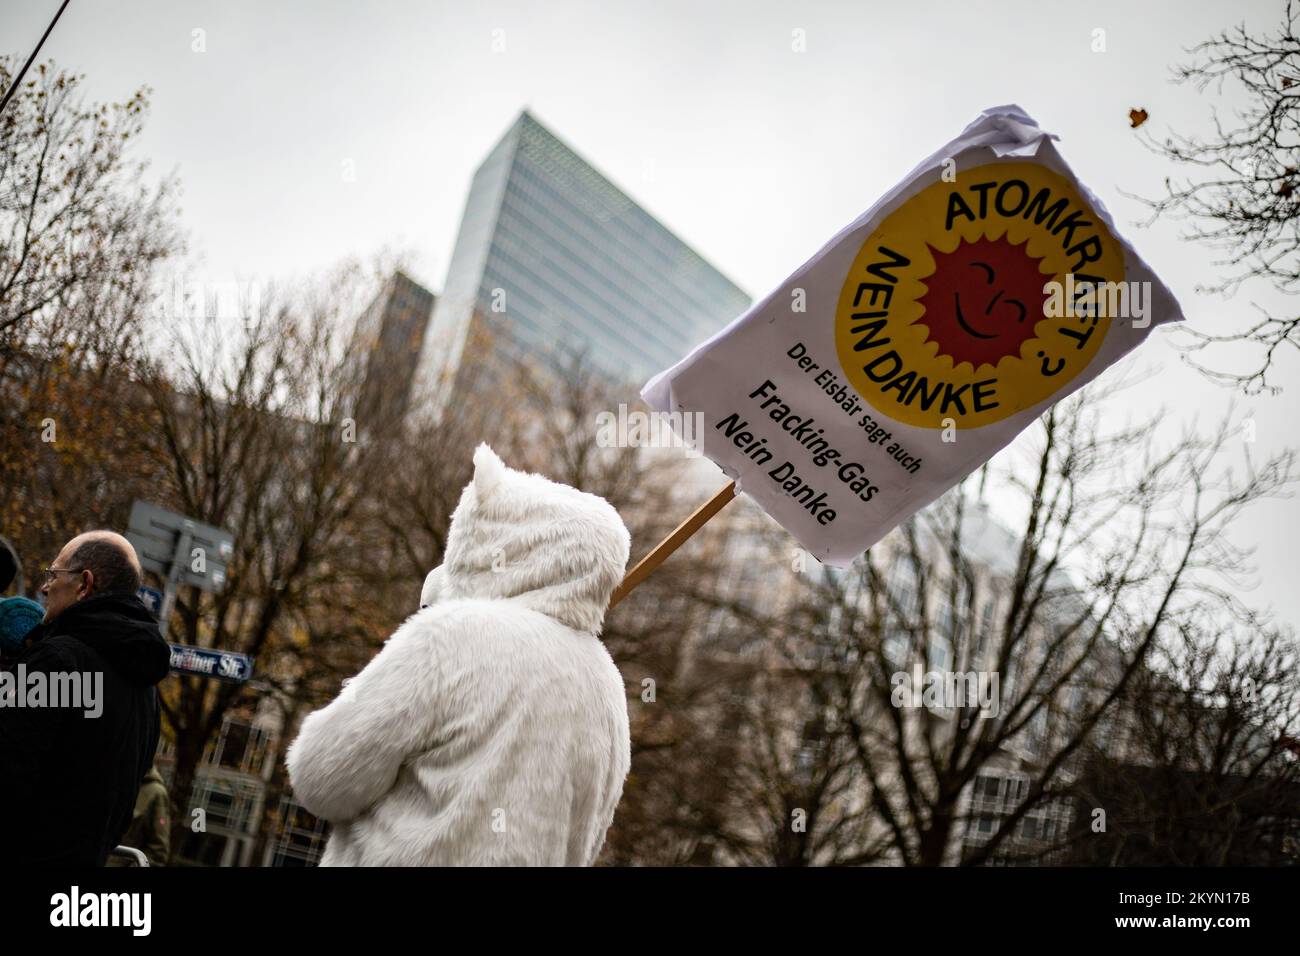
top-left (916, 236), bottom-right (1051, 370)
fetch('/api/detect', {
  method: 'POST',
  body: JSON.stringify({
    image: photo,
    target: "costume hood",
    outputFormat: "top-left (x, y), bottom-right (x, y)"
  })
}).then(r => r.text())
top-left (436, 445), bottom-right (630, 634)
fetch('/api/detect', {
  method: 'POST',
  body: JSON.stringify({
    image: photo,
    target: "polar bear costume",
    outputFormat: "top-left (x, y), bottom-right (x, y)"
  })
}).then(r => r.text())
top-left (286, 444), bottom-right (632, 866)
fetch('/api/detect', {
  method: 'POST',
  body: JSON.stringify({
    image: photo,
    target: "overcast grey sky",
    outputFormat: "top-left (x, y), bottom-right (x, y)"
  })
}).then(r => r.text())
top-left (5, 0), bottom-right (1299, 627)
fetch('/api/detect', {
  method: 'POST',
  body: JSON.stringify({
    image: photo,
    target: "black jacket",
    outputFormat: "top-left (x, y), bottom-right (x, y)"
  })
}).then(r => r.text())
top-left (0, 592), bottom-right (171, 866)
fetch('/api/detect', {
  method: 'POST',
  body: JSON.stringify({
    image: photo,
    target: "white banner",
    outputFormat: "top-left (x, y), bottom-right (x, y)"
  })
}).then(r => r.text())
top-left (643, 105), bottom-right (1184, 567)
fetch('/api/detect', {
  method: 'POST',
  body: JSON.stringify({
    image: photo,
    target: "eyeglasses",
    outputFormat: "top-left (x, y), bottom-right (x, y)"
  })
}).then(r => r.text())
top-left (41, 566), bottom-right (83, 585)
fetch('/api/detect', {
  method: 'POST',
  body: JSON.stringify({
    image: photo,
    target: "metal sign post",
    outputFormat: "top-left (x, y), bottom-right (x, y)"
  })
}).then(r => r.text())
top-left (126, 501), bottom-right (251, 683)
top-left (126, 501), bottom-right (235, 633)
top-left (158, 525), bottom-right (192, 628)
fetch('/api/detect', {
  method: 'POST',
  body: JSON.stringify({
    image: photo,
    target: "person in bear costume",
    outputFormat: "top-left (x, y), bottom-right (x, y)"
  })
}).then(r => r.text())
top-left (286, 444), bottom-right (632, 866)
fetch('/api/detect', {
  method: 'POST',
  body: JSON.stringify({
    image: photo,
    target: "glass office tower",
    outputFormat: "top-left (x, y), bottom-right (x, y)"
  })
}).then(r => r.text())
top-left (416, 111), bottom-right (750, 403)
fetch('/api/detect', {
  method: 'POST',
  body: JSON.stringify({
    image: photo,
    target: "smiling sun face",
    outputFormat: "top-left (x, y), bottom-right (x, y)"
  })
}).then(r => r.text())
top-left (916, 236), bottom-right (1051, 370)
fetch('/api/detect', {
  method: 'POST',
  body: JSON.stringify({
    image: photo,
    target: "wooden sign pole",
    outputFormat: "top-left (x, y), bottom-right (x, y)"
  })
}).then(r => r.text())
top-left (608, 481), bottom-right (736, 608)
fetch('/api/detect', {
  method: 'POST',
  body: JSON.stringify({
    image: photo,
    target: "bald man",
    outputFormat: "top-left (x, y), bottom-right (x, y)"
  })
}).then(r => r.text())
top-left (0, 531), bottom-right (171, 866)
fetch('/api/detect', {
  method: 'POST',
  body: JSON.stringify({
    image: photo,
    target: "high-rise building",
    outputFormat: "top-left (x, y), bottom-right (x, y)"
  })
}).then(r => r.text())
top-left (415, 110), bottom-right (750, 404)
top-left (350, 271), bottom-right (436, 426)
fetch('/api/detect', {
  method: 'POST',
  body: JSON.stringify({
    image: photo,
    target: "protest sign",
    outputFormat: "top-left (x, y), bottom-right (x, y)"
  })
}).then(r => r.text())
top-left (636, 104), bottom-right (1184, 571)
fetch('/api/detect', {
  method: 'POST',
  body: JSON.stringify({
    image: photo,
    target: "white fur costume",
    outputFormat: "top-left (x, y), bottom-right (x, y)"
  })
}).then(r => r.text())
top-left (286, 445), bottom-right (632, 866)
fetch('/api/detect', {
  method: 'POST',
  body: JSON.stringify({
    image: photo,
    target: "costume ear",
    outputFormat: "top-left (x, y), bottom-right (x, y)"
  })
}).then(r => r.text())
top-left (419, 566), bottom-right (444, 610)
top-left (472, 444), bottom-right (507, 502)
